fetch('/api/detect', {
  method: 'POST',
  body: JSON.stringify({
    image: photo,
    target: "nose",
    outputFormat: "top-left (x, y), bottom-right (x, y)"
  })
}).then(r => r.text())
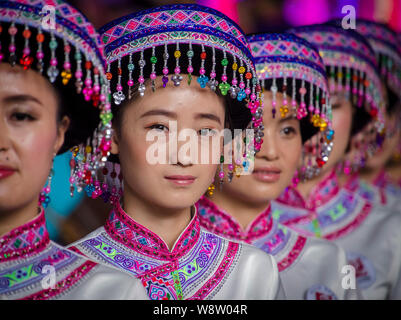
top-left (0, 118), bottom-right (11, 154)
top-left (256, 127), bottom-right (279, 161)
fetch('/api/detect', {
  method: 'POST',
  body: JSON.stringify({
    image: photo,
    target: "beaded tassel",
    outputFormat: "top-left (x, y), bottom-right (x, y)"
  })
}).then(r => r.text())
top-left (162, 43), bottom-right (169, 87)
top-left (8, 22), bottom-right (17, 66)
top-left (138, 49), bottom-right (146, 96)
top-left (113, 58), bottom-right (125, 104)
top-left (127, 53), bottom-right (134, 98)
top-left (271, 77), bottom-right (277, 118)
top-left (39, 164), bottom-right (54, 208)
top-left (150, 48), bottom-right (156, 92)
top-left (298, 79), bottom-right (307, 119)
top-left (345, 67), bottom-right (351, 100)
top-left (74, 48), bottom-right (83, 94)
top-left (187, 42), bottom-right (194, 85)
top-left (207, 46), bottom-right (218, 91)
top-left (308, 83), bottom-right (314, 115)
top-left (83, 56), bottom-right (93, 101)
top-left (61, 39), bottom-right (72, 85)
top-left (197, 44), bottom-right (208, 88)
top-left (36, 27), bottom-right (45, 73)
top-left (20, 25), bottom-right (33, 69)
top-left (0, 23), bottom-right (3, 62)
top-left (229, 55), bottom-right (239, 98)
top-left (172, 42), bottom-right (183, 86)
top-left (47, 32), bottom-right (59, 83)
top-left (237, 59), bottom-right (246, 101)
top-left (244, 63), bottom-right (252, 99)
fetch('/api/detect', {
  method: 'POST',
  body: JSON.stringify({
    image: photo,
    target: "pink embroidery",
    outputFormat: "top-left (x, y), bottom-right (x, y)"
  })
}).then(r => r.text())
top-left (277, 235), bottom-right (307, 272)
top-left (189, 242), bottom-right (239, 300)
top-left (104, 202), bottom-right (201, 261)
top-left (324, 202), bottom-right (372, 240)
top-left (277, 169), bottom-right (339, 209)
top-left (197, 196), bottom-right (273, 242)
top-left (0, 209), bottom-right (50, 262)
top-left (20, 261), bottom-right (97, 300)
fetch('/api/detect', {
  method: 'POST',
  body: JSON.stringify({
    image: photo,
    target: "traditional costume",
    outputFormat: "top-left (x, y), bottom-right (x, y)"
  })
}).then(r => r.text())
top-left (0, 0), bottom-right (147, 300)
top-left (272, 25), bottom-right (401, 299)
top-left (70, 4), bottom-right (283, 300)
top-left (197, 33), bottom-right (358, 300)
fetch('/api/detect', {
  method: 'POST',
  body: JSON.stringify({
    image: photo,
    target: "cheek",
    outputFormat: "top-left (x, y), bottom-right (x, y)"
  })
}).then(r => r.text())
top-left (332, 109), bottom-right (352, 154)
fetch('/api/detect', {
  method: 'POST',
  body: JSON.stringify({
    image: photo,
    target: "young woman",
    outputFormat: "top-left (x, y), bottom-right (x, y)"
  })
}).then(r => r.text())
top-left (0, 0), bottom-right (147, 300)
top-left (351, 21), bottom-right (401, 209)
top-left (70, 4), bottom-right (284, 300)
top-left (272, 24), bottom-right (401, 299)
top-left (196, 32), bottom-right (359, 300)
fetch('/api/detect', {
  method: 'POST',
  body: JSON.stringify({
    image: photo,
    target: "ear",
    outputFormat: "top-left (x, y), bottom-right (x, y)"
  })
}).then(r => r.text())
top-left (111, 129), bottom-right (120, 155)
top-left (54, 116), bottom-right (70, 155)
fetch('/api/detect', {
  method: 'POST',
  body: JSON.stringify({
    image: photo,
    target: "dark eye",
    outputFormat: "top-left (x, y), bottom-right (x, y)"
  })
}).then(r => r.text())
top-left (331, 103), bottom-right (341, 110)
top-left (198, 128), bottom-right (215, 136)
top-left (281, 126), bottom-right (297, 137)
top-left (11, 112), bottom-right (35, 121)
top-left (149, 124), bottom-right (168, 132)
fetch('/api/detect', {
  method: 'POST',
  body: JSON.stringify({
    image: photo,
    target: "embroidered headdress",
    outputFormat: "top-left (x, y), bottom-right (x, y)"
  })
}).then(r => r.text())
top-left (288, 24), bottom-right (386, 174)
top-left (247, 33), bottom-right (333, 181)
top-left (91, 4), bottom-right (264, 201)
top-left (0, 0), bottom-right (113, 197)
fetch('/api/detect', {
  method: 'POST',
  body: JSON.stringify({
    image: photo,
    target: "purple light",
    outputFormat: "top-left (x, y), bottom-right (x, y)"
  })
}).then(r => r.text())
top-left (283, 0), bottom-right (330, 26)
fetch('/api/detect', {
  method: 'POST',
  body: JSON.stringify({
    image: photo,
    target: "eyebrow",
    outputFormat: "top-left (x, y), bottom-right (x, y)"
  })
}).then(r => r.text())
top-left (195, 112), bottom-right (222, 125)
top-left (279, 114), bottom-right (298, 123)
top-left (3, 94), bottom-right (44, 107)
top-left (140, 109), bottom-right (177, 119)
top-left (140, 110), bottom-right (222, 124)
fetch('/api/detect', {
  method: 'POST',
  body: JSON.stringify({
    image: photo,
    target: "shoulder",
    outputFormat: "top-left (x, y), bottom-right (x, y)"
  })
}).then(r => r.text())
top-left (67, 226), bottom-right (106, 248)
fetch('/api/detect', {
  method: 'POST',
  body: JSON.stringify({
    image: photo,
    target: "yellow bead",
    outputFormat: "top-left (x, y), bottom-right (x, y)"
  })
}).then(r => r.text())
top-left (174, 50), bottom-right (181, 58)
top-left (85, 145), bottom-right (92, 153)
top-left (232, 62), bottom-right (238, 70)
top-left (238, 66), bottom-right (246, 74)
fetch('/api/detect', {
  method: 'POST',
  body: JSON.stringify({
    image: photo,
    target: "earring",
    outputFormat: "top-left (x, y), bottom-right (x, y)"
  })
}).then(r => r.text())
top-left (207, 183), bottom-right (215, 196)
top-left (39, 159), bottom-right (54, 208)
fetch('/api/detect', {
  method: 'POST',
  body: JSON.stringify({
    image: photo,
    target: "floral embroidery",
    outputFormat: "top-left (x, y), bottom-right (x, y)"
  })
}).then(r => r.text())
top-left (0, 209), bottom-right (49, 262)
top-left (76, 205), bottom-right (242, 300)
top-left (105, 201), bottom-right (200, 261)
top-left (197, 197), bottom-right (306, 271)
top-left (272, 172), bottom-right (373, 240)
top-left (20, 260), bottom-right (97, 300)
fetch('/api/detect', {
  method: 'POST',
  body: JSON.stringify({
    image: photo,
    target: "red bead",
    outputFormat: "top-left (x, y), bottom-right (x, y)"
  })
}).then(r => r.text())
top-left (117, 67), bottom-right (122, 75)
top-left (102, 167), bottom-right (109, 175)
top-left (85, 61), bottom-right (92, 69)
top-left (22, 29), bottom-right (31, 39)
top-left (36, 33), bottom-right (45, 43)
top-left (245, 72), bottom-right (252, 79)
top-left (200, 52), bottom-right (207, 59)
top-left (106, 72), bottom-right (113, 80)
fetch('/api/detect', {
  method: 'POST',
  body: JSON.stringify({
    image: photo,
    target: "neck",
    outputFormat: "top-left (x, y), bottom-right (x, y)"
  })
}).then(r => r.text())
top-left (122, 185), bottom-right (192, 251)
top-left (211, 188), bottom-right (269, 231)
top-left (385, 161), bottom-right (401, 183)
top-left (359, 166), bottom-right (383, 184)
top-left (297, 167), bottom-right (344, 201)
top-left (0, 200), bottom-right (40, 237)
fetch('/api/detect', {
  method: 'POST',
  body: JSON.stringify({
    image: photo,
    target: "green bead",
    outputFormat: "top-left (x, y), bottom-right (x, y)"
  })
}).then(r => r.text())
top-left (49, 40), bottom-right (58, 49)
top-left (220, 155), bottom-right (224, 163)
top-left (150, 56), bottom-right (157, 64)
top-left (128, 63), bottom-right (135, 71)
top-left (221, 58), bottom-right (228, 66)
top-left (75, 51), bottom-right (82, 60)
top-left (187, 50), bottom-right (194, 58)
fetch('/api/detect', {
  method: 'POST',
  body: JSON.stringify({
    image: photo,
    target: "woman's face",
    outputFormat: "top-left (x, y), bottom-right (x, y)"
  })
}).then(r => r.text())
top-left (366, 112), bottom-right (400, 170)
top-left (112, 75), bottom-right (225, 210)
top-left (0, 63), bottom-right (68, 213)
top-left (216, 91), bottom-right (302, 205)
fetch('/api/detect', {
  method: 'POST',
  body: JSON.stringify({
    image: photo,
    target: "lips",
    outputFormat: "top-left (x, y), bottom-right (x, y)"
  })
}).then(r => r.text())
top-left (165, 175), bottom-right (196, 186)
top-left (252, 167), bottom-right (281, 183)
top-left (0, 165), bottom-right (16, 180)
